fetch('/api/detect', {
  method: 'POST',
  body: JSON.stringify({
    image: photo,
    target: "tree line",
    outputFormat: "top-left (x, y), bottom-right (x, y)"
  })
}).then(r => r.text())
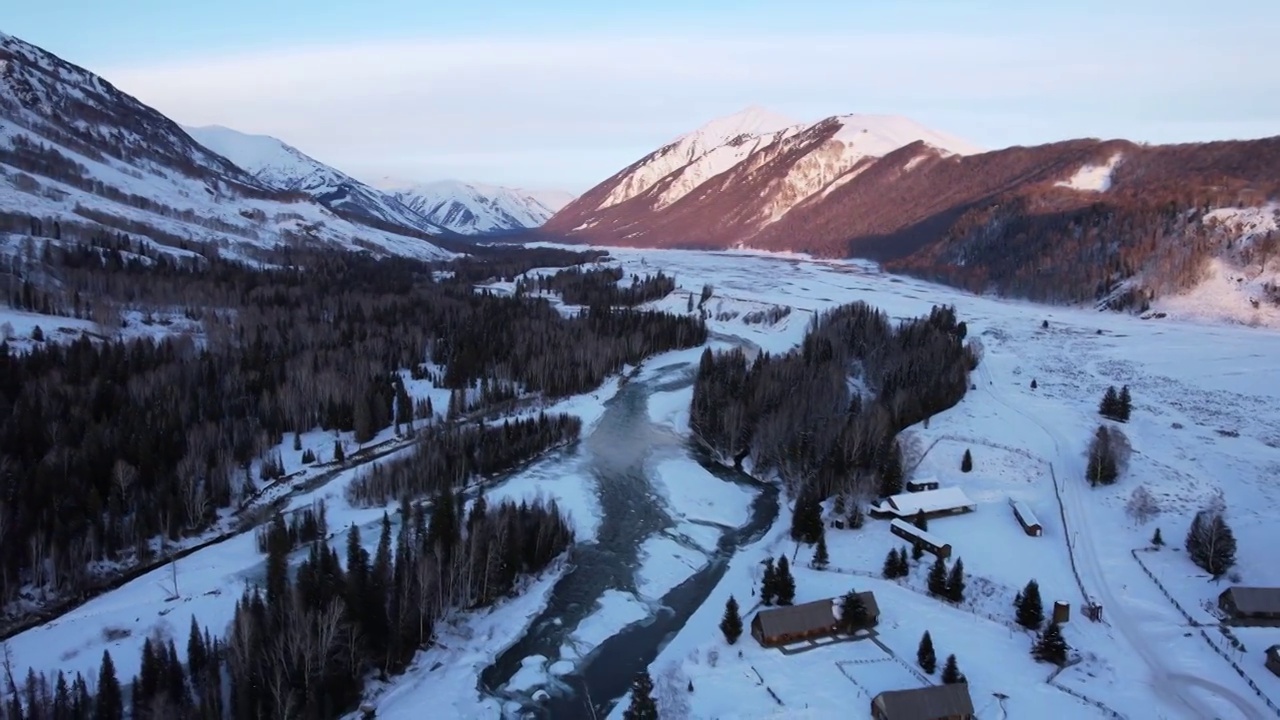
top-left (3, 494), bottom-right (574, 720)
top-left (515, 266), bottom-right (676, 307)
top-left (690, 301), bottom-right (977, 502)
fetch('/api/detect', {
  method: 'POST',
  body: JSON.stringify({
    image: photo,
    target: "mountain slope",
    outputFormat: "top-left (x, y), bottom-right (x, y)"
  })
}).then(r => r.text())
top-left (546, 107), bottom-right (1280, 314)
top-left (183, 124), bottom-right (450, 235)
top-left (545, 109), bottom-right (983, 247)
top-left (0, 31), bottom-right (451, 261)
top-left (374, 178), bottom-right (574, 235)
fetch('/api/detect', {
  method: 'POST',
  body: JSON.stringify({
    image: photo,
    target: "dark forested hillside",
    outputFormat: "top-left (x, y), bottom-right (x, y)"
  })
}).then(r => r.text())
top-left (0, 236), bottom-right (705, 626)
top-left (691, 302), bottom-right (977, 500)
top-left (515, 265), bottom-right (676, 307)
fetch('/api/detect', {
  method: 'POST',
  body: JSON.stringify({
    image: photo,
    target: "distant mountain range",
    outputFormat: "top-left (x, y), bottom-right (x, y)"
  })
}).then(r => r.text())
top-left (185, 125), bottom-right (573, 236)
top-left (545, 107), bottom-right (1280, 315)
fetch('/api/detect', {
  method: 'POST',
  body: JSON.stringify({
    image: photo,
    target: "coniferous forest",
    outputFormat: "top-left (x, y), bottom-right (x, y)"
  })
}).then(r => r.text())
top-left (690, 302), bottom-right (978, 500)
top-left (0, 235), bottom-right (704, 628)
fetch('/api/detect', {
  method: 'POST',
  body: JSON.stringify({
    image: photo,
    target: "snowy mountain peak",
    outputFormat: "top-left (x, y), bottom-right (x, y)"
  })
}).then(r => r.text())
top-left (826, 114), bottom-right (984, 157)
top-left (678, 106), bottom-right (799, 150)
top-left (371, 177), bottom-right (576, 235)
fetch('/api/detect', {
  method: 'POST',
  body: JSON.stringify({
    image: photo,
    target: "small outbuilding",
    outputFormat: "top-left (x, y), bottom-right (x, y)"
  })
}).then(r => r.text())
top-left (872, 487), bottom-right (976, 521)
top-left (1218, 587), bottom-right (1280, 626)
top-left (1266, 646), bottom-right (1280, 678)
top-left (870, 684), bottom-right (975, 720)
top-left (890, 519), bottom-right (952, 559)
top-left (906, 478), bottom-right (941, 493)
top-left (1011, 500), bottom-right (1042, 537)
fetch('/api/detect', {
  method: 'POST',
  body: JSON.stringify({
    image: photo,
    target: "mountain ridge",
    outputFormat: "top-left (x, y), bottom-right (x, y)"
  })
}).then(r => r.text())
top-left (372, 177), bottom-right (574, 235)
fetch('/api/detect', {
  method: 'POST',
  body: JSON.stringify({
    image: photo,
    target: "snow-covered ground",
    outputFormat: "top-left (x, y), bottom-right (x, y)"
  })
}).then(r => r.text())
top-left (9, 246), bottom-right (1280, 719)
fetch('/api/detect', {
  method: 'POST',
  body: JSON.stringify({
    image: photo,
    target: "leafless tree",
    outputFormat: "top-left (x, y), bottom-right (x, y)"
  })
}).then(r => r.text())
top-left (1125, 485), bottom-right (1160, 525)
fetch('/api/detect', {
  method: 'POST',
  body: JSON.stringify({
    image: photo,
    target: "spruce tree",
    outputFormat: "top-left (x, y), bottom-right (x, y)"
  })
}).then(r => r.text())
top-left (1099, 386), bottom-right (1120, 419)
top-left (911, 542), bottom-right (924, 562)
top-left (896, 547), bottom-right (910, 576)
top-left (812, 532), bottom-right (830, 570)
top-left (878, 437), bottom-right (904, 497)
top-left (940, 654), bottom-right (964, 684)
top-left (1030, 378), bottom-right (1038, 389)
top-left (882, 548), bottom-right (899, 579)
top-left (1016, 579), bottom-right (1044, 630)
top-left (1118, 385), bottom-right (1132, 421)
top-left (95, 650), bottom-right (124, 720)
top-left (839, 590), bottom-right (868, 631)
top-left (917, 631), bottom-right (937, 674)
top-left (775, 556), bottom-right (796, 606)
top-left (927, 555), bottom-right (948, 597)
top-left (761, 558), bottom-right (777, 606)
top-left (623, 671), bottom-right (659, 720)
top-left (720, 595), bottom-right (743, 645)
top-left (334, 439), bottom-right (345, 463)
top-left (913, 510), bottom-right (928, 533)
top-left (961, 449), bottom-right (973, 473)
top-left (1032, 622), bottom-right (1070, 666)
top-left (1152, 527), bottom-right (1164, 547)
top-left (848, 504), bottom-right (865, 529)
top-left (945, 557), bottom-right (966, 604)
top-left (791, 491), bottom-right (824, 544)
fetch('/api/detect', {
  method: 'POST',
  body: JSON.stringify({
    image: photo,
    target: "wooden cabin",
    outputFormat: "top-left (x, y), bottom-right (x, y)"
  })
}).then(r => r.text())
top-left (1011, 500), bottom-right (1042, 536)
top-left (1219, 587), bottom-right (1280, 626)
top-left (890, 519), bottom-right (952, 559)
top-left (906, 478), bottom-right (940, 493)
top-left (751, 599), bottom-right (839, 647)
top-left (871, 684), bottom-right (975, 720)
top-left (1266, 646), bottom-right (1280, 678)
top-left (750, 593), bottom-right (880, 646)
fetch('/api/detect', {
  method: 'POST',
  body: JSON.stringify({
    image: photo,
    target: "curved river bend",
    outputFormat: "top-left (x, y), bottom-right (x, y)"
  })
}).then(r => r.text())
top-left (481, 358), bottom-right (779, 718)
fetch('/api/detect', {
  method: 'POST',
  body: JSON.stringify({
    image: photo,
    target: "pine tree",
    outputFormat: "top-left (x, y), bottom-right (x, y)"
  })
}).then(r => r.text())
top-left (848, 503), bottom-right (865, 529)
top-left (775, 556), bottom-right (796, 606)
top-left (941, 654), bottom-right (965, 684)
top-left (896, 547), bottom-right (910, 576)
top-left (945, 558), bottom-right (966, 604)
top-left (95, 650), bottom-right (124, 720)
top-left (882, 548), bottom-right (899, 579)
top-left (187, 616), bottom-right (207, 686)
top-left (961, 449), bottom-right (973, 473)
top-left (761, 558), bottom-right (777, 606)
top-left (927, 555), bottom-right (948, 597)
top-left (1030, 378), bottom-right (1038, 389)
top-left (1118, 385), bottom-right (1132, 421)
top-left (917, 631), bottom-right (937, 674)
top-left (720, 595), bottom-right (743, 645)
top-left (334, 439), bottom-right (345, 463)
top-left (812, 532), bottom-right (830, 570)
top-left (913, 510), bottom-right (928, 533)
top-left (791, 491), bottom-right (824, 544)
top-left (1032, 622), bottom-right (1070, 666)
top-left (623, 671), bottom-right (659, 720)
top-left (911, 542), bottom-right (924, 562)
top-left (839, 590), bottom-right (869, 631)
top-left (878, 437), bottom-right (904, 497)
top-left (1016, 579), bottom-right (1044, 630)
top-left (1099, 386), bottom-right (1120, 419)
top-left (293, 432), bottom-right (302, 451)
top-left (1152, 527), bottom-right (1164, 547)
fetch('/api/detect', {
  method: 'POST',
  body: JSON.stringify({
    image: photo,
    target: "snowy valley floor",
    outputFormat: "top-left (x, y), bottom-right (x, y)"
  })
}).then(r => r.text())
top-left (7, 247), bottom-right (1280, 720)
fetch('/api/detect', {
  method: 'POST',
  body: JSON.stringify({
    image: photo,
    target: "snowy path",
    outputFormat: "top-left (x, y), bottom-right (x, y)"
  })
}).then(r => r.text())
top-left (976, 356), bottom-right (1266, 720)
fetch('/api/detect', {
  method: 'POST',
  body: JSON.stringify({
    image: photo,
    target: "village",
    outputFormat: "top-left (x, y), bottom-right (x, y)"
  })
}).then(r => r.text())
top-left (699, 461), bottom-right (1280, 720)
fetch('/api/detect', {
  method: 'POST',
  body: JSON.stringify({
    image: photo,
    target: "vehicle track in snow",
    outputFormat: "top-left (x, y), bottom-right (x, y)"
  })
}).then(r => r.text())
top-left (974, 354), bottom-right (1264, 720)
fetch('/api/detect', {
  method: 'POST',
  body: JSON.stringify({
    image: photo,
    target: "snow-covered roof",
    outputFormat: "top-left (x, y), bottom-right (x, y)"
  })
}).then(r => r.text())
top-left (880, 486), bottom-right (975, 516)
top-left (1012, 500), bottom-right (1040, 526)
top-left (752, 598), bottom-right (836, 638)
top-left (889, 519), bottom-right (949, 550)
top-left (873, 684), bottom-right (975, 719)
top-left (1221, 587), bottom-right (1280, 615)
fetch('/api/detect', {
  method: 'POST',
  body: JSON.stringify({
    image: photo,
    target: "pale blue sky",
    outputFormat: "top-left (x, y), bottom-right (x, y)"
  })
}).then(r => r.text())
top-left (7, 1), bottom-right (1279, 192)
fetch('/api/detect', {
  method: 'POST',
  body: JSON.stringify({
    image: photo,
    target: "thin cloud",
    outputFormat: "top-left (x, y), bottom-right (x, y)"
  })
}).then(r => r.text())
top-left (102, 30), bottom-right (1280, 192)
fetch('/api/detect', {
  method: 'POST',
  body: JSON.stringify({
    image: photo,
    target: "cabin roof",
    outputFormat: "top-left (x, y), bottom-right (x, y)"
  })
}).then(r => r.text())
top-left (873, 684), bottom-right (975, 720)
top-left (1221, 587), bottom-right (1280, 615)
top-left (879, 487), bottom-right (976, 516)
top-left (752, 598), bottom-right (836, 638)
top-left (1012, 500), bottom-right (1040, 526)
top-left (890, 518), bottom-right (949, 549)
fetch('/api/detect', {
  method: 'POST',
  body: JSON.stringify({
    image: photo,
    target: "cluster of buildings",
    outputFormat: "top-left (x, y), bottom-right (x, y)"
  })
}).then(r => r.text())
top-left (1216, 586), bottom-right (1280, 678)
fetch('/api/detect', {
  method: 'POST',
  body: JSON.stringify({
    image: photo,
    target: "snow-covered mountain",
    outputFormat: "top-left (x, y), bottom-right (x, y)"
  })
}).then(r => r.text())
top-left (183, 124), bottom-right (449, 236)
top-left (0, 31), bottom-right (451, 261)
top-left (546, 107), bottom-right (984, 245)
top-left (373, 178), bottom-right (574, 235)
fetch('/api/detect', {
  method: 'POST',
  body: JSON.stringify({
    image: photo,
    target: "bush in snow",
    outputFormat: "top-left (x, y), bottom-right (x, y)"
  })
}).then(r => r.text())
top-left (1125, 485), bottom-right (1160, 525)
